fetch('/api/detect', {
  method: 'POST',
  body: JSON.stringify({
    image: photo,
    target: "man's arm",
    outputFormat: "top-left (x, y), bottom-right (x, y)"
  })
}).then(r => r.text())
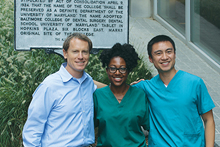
top-left (23, 85), bottom-right (52, 146)
top-left (201, 110), bottom-right (215, 147)
top-left (94, 79), bottom-right (145, 87)
top-left (93, 80), bottom-right (107, 89)
top-left (130, 79), bottom-right (145, 85)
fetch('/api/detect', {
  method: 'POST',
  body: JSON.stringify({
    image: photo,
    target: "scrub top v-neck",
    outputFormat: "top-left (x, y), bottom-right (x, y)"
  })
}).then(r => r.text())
top-left (94, 86), bottom-right (149, 147)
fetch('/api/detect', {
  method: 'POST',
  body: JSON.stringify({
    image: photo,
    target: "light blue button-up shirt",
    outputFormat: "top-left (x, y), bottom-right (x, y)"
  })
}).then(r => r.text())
top-left (23, 63), bottom-right (97, 147)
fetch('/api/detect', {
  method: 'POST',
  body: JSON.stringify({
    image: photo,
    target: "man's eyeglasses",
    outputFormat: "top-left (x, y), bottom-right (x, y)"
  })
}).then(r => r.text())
top-left (107, 67), bottom-right (127, 74)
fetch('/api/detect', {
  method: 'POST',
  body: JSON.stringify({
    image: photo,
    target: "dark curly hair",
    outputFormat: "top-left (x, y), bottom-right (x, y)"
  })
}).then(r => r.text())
top-left (99, 43), bottom-right (140, 72)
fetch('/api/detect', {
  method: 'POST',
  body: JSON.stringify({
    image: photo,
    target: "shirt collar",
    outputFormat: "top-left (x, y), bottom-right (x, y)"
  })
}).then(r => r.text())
top-left (58, 63), bottom-right (88, 83)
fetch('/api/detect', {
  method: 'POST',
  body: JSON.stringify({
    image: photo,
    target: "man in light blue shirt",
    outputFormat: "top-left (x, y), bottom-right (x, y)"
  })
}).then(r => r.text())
top-left (23, 33), bottom-right (97, 146)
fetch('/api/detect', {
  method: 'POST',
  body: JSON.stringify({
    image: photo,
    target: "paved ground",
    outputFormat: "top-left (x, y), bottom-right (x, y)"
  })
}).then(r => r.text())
top-left (129, 16), bottom-right (220, 146)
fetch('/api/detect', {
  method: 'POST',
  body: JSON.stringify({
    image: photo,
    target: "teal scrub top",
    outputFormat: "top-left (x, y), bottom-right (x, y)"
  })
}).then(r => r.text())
top-left (134, 70), bottom-right (215, 147)
top-left (94, 86), bottom-right (149, 147)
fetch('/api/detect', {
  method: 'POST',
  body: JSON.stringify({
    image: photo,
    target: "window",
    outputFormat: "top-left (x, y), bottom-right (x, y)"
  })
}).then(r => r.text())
top-left (191, 0), bottom-right (220, 64)
top-left (158, 0), bottom-right (186, 35)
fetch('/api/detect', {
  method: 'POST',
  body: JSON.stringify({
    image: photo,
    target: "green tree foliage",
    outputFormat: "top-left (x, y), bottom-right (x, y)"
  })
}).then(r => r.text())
top-left (0, 0), bottom-right (152, 146)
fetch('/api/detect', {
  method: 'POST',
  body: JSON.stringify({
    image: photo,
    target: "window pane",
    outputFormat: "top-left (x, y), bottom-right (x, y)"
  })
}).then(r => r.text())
top-left (191, 0), bottom-right (220, 64)
top-left (158, 0), bottom-right (186, 35)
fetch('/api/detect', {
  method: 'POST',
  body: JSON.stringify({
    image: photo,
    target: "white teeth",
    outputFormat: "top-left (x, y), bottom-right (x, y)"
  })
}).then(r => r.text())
top-left (162, 62), bottom-right (169, 64)
top-left (115, 78), bottom-right (121, 80)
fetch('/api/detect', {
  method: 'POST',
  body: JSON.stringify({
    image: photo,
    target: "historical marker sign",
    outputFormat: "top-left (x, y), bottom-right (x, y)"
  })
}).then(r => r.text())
top-left (14, 0), bottom-right (129, 53)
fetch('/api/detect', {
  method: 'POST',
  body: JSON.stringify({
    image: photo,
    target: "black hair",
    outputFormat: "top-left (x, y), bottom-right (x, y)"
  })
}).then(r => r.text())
top-left (99, 43), bottom-right (140, 72)
top-left (147, 35), bottom-right (176, 58)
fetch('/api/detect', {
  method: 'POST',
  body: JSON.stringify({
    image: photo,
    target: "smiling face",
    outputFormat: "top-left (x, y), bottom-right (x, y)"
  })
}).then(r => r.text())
top-left (149, 41), bottom-right (176, 74)
top-left (106, 56), bottom-right (128, 87)
top-left (63, 38), bottom-right (90, 78)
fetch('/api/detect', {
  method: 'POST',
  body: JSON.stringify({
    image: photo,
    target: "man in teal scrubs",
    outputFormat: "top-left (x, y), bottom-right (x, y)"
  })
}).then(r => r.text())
top-left (132, 35), bottom-right (215, 147)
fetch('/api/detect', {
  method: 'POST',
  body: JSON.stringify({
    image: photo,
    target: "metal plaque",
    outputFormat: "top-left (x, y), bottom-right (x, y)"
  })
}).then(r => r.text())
top-left (14, 0), bottom-right (129, 52)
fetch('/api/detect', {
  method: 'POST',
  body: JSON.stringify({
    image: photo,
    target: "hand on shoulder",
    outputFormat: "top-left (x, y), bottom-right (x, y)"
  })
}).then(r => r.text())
top-left (130, 79), bottom-right (145, 85)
